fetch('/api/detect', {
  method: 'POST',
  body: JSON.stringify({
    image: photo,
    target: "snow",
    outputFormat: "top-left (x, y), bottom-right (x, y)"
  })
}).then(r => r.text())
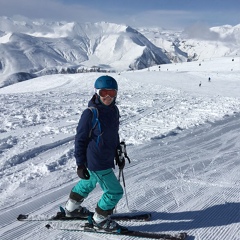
top-left (0, 57), bottom-right (240, 240)
top-left (0, 33), bottom-right (12, 43)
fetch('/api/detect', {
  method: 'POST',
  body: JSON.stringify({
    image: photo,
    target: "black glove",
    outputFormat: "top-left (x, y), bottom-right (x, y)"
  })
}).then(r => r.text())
top-left (115, 141), bottom-right (129, 169)
top-left (77, 165), bottom-right (90, 179)
top-left (115, 148), bottom-right (125, 169)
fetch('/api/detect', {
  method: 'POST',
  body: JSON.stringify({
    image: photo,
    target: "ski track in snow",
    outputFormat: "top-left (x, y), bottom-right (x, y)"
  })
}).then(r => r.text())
top-left (0, 58), bottom-right (240, 239)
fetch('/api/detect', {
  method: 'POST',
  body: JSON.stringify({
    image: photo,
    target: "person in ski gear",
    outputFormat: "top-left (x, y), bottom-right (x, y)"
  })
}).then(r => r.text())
top-left (65, 75), bottom-right (125, 232)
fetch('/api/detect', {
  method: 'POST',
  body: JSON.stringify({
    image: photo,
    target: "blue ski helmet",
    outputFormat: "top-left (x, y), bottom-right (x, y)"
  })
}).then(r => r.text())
top-left (94, 76), bottom-right (118, 90)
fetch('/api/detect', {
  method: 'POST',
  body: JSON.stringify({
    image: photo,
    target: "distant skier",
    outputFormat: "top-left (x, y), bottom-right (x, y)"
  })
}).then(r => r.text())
top-left (199, 81), bottom-right (202, 87)
top-left (64, 75), bottom-right (126, 232)
top-left (208, 77), bottom-right (211, 82)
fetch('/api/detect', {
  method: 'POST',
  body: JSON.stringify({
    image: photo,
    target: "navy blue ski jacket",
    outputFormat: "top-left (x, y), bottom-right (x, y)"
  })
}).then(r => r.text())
top-left (74, 94), bottom-right (120, 171)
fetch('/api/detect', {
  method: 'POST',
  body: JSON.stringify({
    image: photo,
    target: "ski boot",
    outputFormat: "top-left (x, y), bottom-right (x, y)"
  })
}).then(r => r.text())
top-left (65, 198), bottom-right (90, 218)
top-left (92, 212), bottom-right (128, 233)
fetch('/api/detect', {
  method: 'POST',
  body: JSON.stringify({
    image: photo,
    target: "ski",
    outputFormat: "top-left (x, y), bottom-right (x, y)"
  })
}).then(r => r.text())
top-left (45, 222), bottom-right (188, 240)
top-left (17, 209), bottom-right (151, 222)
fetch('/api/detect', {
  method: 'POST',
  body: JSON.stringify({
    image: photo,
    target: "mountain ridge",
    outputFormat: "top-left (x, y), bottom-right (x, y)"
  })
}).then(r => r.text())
top-left (0, 17), bottom-right (171, 87)
top-left (0, 16), bottom-right (239, 87)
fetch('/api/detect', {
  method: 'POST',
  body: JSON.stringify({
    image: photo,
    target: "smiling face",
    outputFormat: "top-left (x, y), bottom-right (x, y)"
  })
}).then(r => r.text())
top-left (96, 88), bottom-right (117, 106)
top-left (99, 95), bottom-right (115, 106)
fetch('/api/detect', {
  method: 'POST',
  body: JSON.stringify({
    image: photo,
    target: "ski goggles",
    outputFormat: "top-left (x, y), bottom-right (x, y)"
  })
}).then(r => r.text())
top-left (96, 89), bottom-right (117, 98)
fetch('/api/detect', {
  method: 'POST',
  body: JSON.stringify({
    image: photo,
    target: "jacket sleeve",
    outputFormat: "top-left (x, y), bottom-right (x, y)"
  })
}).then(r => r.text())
top-left (74, 109), bottom-right (92, 166)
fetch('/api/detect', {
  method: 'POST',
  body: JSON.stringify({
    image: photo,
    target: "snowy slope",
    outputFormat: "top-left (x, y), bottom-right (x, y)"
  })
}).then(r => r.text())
top-left (0, 57), bottom-right (240, 240)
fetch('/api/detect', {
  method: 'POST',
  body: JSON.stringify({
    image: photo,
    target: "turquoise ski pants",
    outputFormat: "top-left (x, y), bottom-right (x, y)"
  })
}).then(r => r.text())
top-left (72, 168), bottom-right (123, 211)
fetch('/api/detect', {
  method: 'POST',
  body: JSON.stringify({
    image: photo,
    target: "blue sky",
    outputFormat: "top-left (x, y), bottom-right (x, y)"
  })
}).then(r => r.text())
top-left (0, 0), bottom-right (240, 29)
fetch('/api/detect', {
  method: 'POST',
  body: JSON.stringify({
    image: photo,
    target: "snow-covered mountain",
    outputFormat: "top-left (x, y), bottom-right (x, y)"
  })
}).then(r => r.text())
top-left (138, 23), bottom-right (240, 62)
top-left (0, 16), bottom-right (169, 87)
top-left (0, 16), bottom-right (240, 88)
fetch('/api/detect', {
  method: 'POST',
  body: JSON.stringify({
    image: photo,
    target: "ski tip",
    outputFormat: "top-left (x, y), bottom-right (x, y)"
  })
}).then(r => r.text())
top-left (45, 224), bottom-right (52, 229)
top-left (17, 214), bottom-right (28, 221)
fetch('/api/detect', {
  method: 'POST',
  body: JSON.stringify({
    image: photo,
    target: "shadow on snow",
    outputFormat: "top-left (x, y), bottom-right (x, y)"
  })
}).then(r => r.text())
top-left (132, 202), bottom-right (240, 233)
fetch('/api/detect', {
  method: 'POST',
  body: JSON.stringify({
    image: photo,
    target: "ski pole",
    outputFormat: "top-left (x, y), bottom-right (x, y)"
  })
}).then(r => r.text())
top-left (118, 168), bottom-right (122, 181)
top-left (115, 168), bottom-right (130, 212)
top-left (114, 168), bottom-right (122, 213)
top-left (121, 169), bottom-right (130, 212)
top-left (115, 141), bottom-right (131, 212)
